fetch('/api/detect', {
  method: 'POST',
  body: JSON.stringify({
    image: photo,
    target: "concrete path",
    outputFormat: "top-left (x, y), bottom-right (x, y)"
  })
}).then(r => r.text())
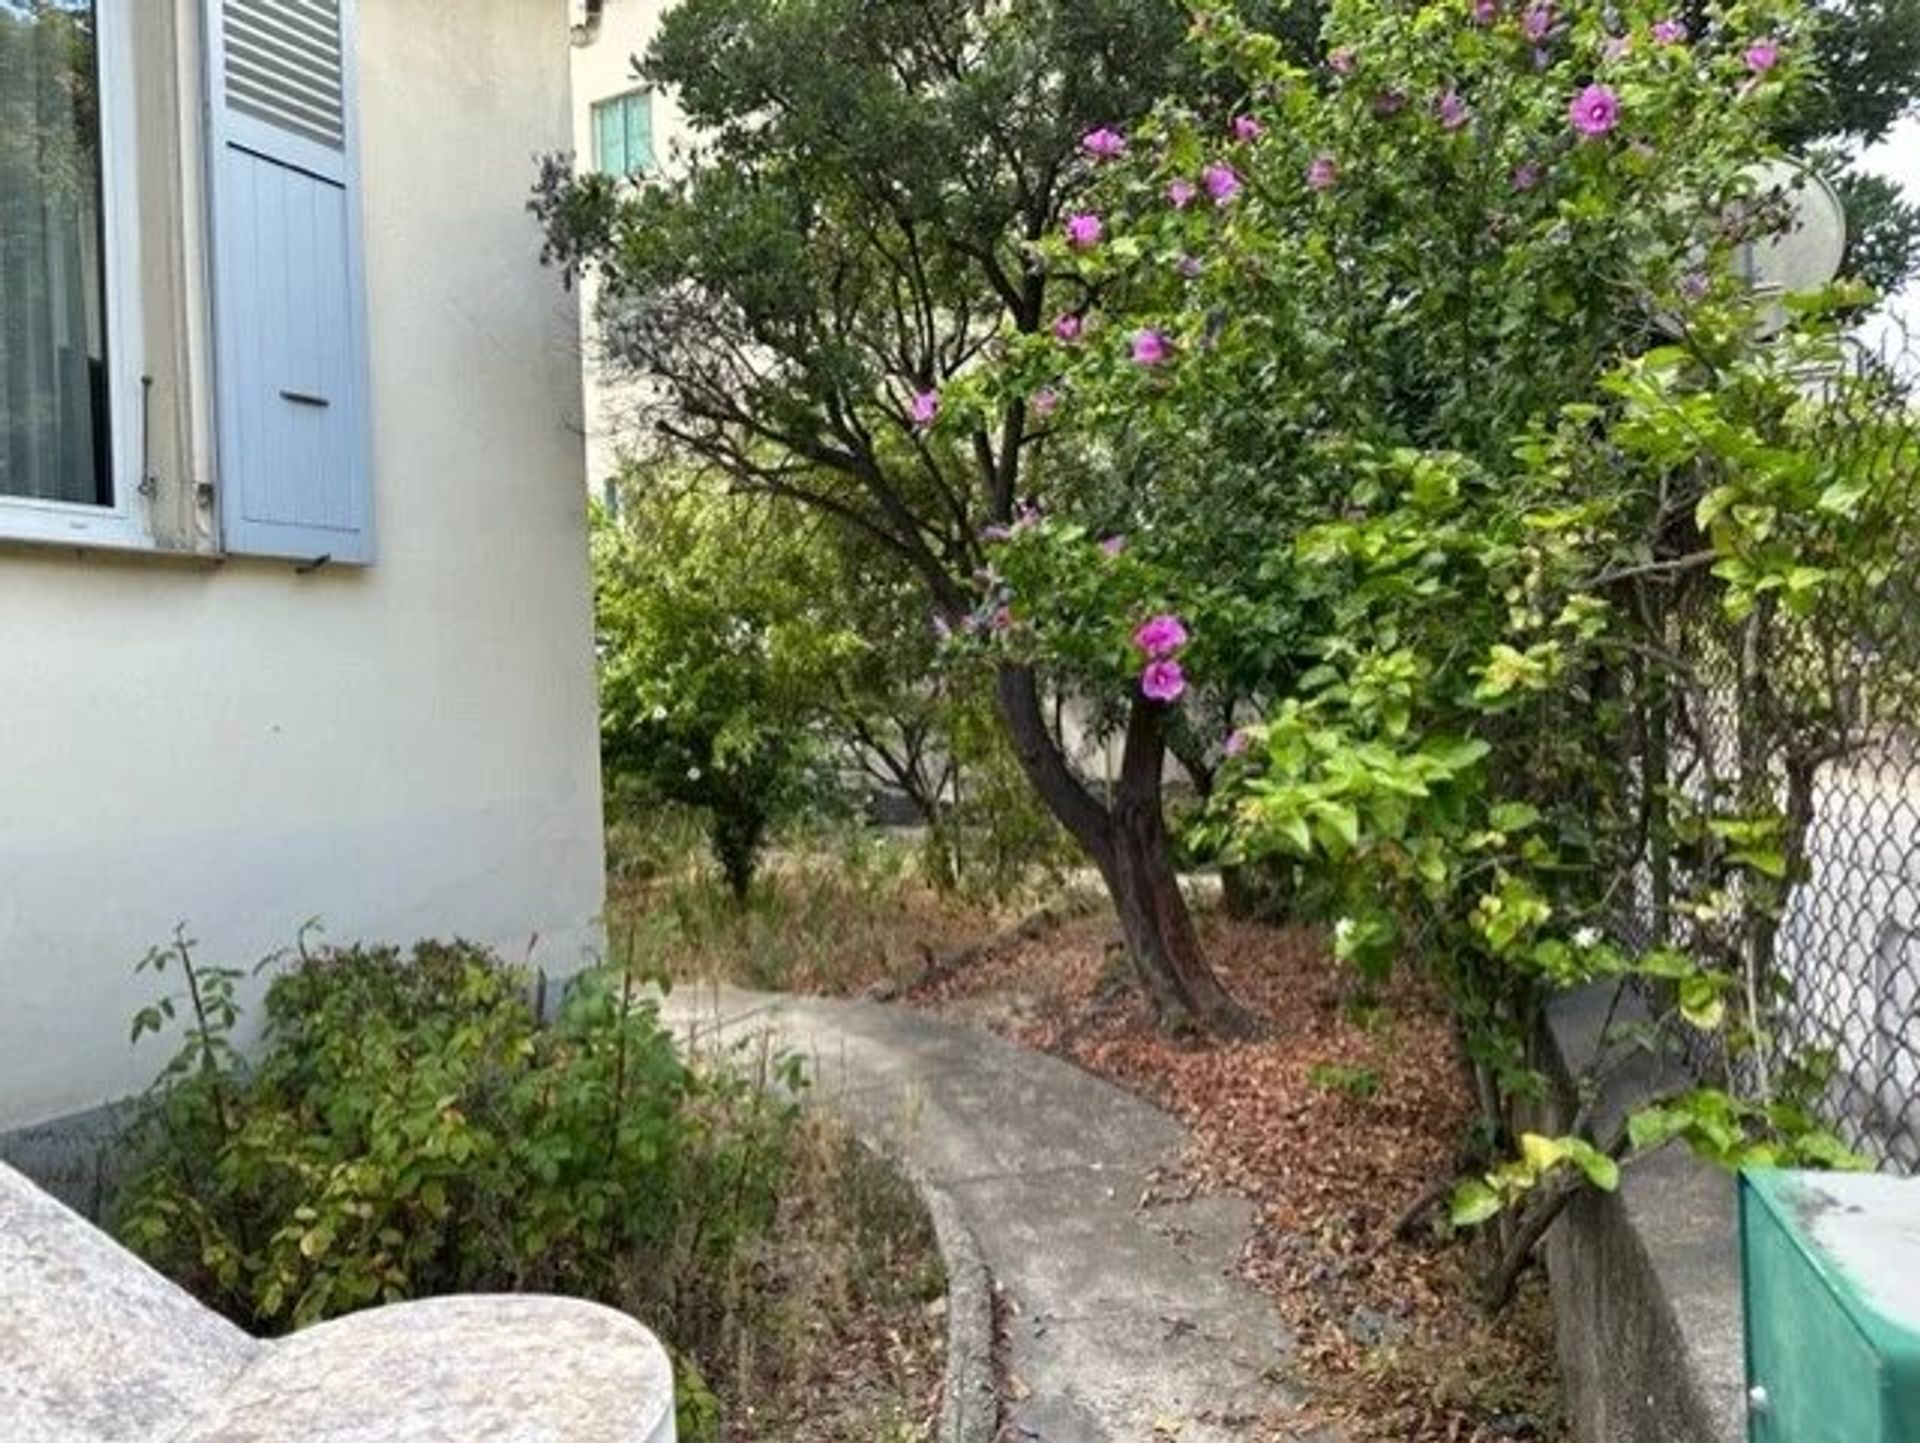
top-left (658, 984), bottom-right (1320, 1443)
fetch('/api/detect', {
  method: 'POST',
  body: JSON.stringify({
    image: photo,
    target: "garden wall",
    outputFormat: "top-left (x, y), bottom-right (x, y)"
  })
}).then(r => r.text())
top-left (1540, 985), bottom-right (1745, 1443)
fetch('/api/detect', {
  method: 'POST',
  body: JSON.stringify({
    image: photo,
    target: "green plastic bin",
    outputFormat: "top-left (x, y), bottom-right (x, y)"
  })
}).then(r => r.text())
top-left (1741, 1169), bottom-right (1920, 1442)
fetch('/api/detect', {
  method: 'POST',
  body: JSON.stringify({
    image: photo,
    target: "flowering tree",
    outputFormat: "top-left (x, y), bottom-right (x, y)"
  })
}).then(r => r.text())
top-left (979, 0), bottom-right (1920, 1289)
top-left (950, 0), bottom-right (1809, 998)
top-left (537, 0), bottom-right (1313, 1031)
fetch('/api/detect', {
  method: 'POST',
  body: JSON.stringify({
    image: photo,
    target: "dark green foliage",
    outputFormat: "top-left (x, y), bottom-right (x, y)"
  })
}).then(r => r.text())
top-left (1835, 166), bottom-right (1920, 296)
top-left (111, 935), bottom-right (802, 1395)
top-left (1777, 0), bottom-right (1920, 146)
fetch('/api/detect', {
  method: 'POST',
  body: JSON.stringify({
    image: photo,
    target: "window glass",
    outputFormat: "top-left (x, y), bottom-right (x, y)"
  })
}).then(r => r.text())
top-left (0, 0), bottom-right (111, 506)
top-left (592, 91), bottom-right (652, 178)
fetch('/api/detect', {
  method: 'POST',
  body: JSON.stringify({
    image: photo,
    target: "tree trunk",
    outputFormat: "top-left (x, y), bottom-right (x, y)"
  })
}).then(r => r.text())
top-left (994, 664), bottom-right (1259, 1036)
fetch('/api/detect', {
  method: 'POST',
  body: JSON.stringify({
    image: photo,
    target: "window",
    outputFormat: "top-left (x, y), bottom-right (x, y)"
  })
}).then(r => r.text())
top-left (0, 0), bottom-right (142, 545)
top-left (0, 0), bottom-right (373, 564)
top-left (592, 89), bottom-right (653, 177)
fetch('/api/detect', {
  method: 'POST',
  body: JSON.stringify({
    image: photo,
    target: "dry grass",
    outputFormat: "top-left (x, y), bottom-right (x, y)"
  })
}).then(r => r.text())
top-left (607, 843), bottom-right (1005, 996)
top-left (914, 911), bottom-right (1567, 1443)
top-left (716, 1116), bottom-right (948, 1442)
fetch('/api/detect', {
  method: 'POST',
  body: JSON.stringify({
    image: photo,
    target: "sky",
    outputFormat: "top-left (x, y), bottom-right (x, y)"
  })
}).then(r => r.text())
top-left (1859, 116), bottom-right (1920, 363)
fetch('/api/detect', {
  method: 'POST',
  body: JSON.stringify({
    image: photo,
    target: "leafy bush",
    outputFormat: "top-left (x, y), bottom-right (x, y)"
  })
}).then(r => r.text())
top-left (112, 932), bottom-right (803, 1431)
top-left (595, 484), bottom-right (857, 899)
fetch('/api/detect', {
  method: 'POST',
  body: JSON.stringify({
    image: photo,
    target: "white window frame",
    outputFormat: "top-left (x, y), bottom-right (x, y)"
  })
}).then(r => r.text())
top-left (0, 0), bottom-right (150, 552)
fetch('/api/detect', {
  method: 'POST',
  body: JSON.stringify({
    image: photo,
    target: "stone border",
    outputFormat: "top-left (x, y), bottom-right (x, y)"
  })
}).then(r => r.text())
top-left (916, 1178), bottom-right (999, 1443)
top-left (1540, 985), bottom-right (1745, 1443)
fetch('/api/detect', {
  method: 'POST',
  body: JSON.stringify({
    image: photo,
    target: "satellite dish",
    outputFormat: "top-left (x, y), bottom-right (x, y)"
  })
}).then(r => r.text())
top-left (1738, 160), bottom-right (1849, 337)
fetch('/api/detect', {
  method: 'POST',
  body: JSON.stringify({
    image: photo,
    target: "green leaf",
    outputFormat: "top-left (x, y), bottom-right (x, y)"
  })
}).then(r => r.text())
top-left (1449, 1179), bottom-right (1502, 1228)
top-left (1678, 975), bottom-right (1727, 1031)
top-left (1563, 1138), bottom-right (1621, 1191)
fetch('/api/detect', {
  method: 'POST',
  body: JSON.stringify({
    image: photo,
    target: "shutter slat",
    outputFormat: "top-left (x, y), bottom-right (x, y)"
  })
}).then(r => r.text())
top-left (224, 0), bottom-right (346, 151)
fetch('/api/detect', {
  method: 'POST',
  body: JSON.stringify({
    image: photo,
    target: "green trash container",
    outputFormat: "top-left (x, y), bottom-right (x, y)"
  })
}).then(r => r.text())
top-left (1740, 1169), bottom-right (1920, 1442)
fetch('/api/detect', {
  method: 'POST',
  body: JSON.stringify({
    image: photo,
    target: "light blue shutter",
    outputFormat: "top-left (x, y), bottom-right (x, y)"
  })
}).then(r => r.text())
top-left (205, 0), bottom-right (373, 566)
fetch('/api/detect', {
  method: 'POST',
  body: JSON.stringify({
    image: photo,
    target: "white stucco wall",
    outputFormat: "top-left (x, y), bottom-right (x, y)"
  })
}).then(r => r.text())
top-left (571, 0), bottom-right (696, 492)
top-left (0, 0), bottom-right (605, 1131)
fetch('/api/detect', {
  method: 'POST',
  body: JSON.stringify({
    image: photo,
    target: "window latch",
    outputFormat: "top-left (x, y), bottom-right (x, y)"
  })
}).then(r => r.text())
top-left (138, 376), bottom-right (159, 498)
top-left (279, 389), bottom-right (332, 409)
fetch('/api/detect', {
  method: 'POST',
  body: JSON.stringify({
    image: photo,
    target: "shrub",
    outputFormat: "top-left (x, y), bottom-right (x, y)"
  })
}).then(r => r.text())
top-left (112, 932), bottom-right (803, 1419)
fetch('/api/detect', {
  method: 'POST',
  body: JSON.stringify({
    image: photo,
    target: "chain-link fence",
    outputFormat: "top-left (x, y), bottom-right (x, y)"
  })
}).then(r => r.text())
top-left (1614, 331), bottom-right (1920, 1173)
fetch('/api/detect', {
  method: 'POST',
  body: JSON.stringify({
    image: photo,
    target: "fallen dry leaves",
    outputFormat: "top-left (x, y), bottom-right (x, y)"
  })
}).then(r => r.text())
top-left (913, 913), bottom-right (1566, 1443)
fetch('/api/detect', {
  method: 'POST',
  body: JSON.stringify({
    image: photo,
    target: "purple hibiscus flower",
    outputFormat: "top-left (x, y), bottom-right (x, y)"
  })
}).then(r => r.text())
top-left (1131, 329), bottom-right (1174, 367)
top-left (1133, 613), bottom-right (1190, 657)
top-left (1203, 163), bottom-right (1243, 205)
top-left (1569, 83), bottom-right (1620, 137)
top-left (1141, 659), bottom-right (1187, 703)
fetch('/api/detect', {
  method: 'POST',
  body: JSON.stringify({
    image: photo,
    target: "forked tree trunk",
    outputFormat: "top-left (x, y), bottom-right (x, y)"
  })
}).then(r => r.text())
top-left (995, 664), bottom-right (1259, 1036)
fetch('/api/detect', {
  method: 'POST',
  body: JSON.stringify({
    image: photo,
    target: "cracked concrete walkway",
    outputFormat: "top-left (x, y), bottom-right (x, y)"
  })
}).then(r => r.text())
top-left (657, 984), bottom-right (1322, 1442)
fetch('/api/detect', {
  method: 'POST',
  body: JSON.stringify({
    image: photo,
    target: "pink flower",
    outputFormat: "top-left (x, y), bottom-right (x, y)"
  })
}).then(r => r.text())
top-left (1512, 162), bottom-right (1542, 190)
top-left (1652, 17), bottom-right (1688, 44)
top-left (1372, 89), bottom-right (1406, 116)
top-left (1522, 4), bottom-right (1552, 41)
top-left (1131, 328), bottom-right (1173, 366)
top-left (1032, 387), bottom-right (1060, 417)
top-left (990, 605), bottom-right (1013, 632)
top-left (1306, 154), bottom-right (1339, 191)
top-left (1569, 83), bottom-right (1620, 137)
top-left (1472, 0), bottom-right (1498, 24)
top-left (1203, 163), bottom-right (1242, 205)
top-left (1603, 34), bottom-right (1632, 60)
top-left (1065, 212), bottom-right (1103, 249)
top-left (1328, 47), bottom-right (1356, 74)
top-left (909, 389), bottom-right (940, 428)
top-left (1133, 613), bottom-right (1189, 657)
top-left (1745, 38), bottom-right (1780, 72)
top-left (1081, 127), bottom-right (1127, 160)
top-left (1053, 313), bottom-right (1083, 342)
top-left (1167, 177), bottom-right (1198, 209)
top-left (1231, 114), bottom-right (1264, 142)
top-left (1099, 534), bottom-right (1127, 558)
top-left (1177, 254), bottom-right (1204, 279)
top-left (1141, 659), bottom-right (1187, 703)
top-left (1223, 728), bottom-right (1251, 758)
top-left (1437, 90), bottom-right (1470, 129)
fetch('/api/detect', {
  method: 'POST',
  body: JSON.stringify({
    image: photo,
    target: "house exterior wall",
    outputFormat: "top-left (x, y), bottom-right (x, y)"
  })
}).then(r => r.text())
top-left (571, 0), bottom-right (696, 493)
top-left (0, 0), bottom-right (605, 1132)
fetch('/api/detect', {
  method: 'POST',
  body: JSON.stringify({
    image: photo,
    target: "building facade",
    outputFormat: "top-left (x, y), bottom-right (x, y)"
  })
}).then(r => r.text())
top-left (0, 0), bottom-right (605, 1139)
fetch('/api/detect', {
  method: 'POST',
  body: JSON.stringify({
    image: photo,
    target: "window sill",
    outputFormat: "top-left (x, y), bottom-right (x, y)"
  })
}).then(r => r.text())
top-left (0, 498), bottom-right (214, 560)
